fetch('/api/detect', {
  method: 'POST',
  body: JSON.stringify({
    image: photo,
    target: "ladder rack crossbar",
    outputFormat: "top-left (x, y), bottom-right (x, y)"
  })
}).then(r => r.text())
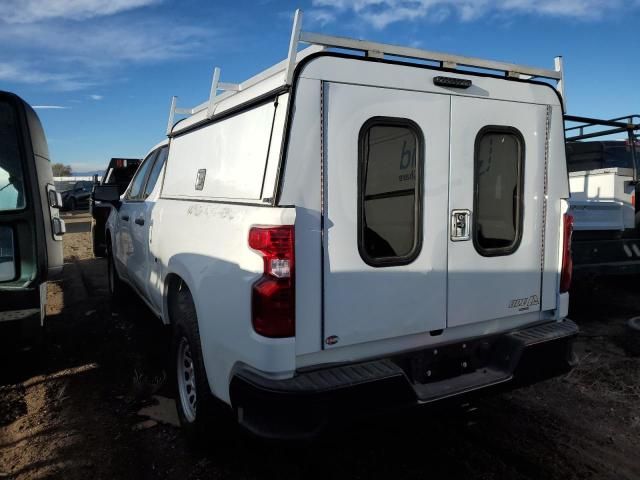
top-left (298, 30), bottom-right (562, 81)
top-left (167, 8), bottom-right (564, 135)
top-left (565, 114), bottom-right (640, 142)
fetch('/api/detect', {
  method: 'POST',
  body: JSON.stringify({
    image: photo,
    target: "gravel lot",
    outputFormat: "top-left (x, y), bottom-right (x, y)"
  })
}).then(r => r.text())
top-left (1, 212), bottom-right (639, 480)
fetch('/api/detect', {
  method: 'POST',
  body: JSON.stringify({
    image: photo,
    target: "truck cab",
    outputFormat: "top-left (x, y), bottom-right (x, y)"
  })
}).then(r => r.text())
top-left (0, 91), bottom-right (64, 342)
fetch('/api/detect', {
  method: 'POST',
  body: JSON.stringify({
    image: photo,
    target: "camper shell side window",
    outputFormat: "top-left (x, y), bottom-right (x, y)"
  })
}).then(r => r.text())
top-left (358, 117), bottom-right (424, 267)
top-left (473, 126), bottom-right (525, 257)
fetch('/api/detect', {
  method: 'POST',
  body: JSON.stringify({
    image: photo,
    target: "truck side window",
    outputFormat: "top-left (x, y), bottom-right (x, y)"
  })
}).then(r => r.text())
top-left (143, 147), bottom-right (167, 198)
top-left (126, 151), bottom-right (157, 201)
top-left (358, 118), bottom-right (423, 266)
top-left (473, 127), bottom-right (524, 256)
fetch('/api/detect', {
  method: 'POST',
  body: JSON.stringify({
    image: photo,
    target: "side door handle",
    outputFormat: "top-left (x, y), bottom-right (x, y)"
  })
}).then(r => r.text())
top-left (121, 214), bottom-right (129, 221)
top-left (450, 209), bottom-right (471, 241)
top-left (135, 218), bottom-right (145, 226)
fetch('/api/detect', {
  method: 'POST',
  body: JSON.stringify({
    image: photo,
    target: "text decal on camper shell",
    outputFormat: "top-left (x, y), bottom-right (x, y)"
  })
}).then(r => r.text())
top-left (508, 295), bottom-right (540, 311)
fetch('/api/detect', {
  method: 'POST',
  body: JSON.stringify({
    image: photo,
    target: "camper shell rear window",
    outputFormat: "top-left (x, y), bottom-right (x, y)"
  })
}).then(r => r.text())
top-left (358, 117), bottom-right (423, 267)
top-left (473, 126), bottom-right (524, 257)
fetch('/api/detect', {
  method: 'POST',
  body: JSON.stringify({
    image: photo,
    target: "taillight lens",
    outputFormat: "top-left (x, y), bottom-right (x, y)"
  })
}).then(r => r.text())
top-left (560, 214), bottom-right (574, 293)
top-left (249, 226), bottom-right (295, 338)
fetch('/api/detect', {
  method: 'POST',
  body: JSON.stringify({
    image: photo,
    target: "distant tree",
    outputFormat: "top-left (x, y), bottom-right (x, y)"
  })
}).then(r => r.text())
top-left (52, 163), bottom-right (72, 176)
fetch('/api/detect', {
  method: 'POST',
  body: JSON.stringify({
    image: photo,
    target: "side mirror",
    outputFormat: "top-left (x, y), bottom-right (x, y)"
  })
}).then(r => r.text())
top-left (93, 184), bottom-right (120, 206)
top-left (47, 188), bottom-right (63, 209)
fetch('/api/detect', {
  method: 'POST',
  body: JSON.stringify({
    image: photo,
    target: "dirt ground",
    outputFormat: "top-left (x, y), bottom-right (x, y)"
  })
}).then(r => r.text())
top-left (1, 212), bottom-right (640, 480)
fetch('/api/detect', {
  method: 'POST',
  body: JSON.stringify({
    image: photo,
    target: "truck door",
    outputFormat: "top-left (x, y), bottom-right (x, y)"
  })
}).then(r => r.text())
top-left (115, 150), bottom-right (157, 283)
top-left (322, 83), bottom-right (450, 348)
top-left (447, 97), bottom-right (548, 327)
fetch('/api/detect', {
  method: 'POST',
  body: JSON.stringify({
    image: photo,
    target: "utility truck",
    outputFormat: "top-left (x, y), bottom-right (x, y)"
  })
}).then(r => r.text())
top-left (95, 10), bottom-right (578, 439)
top-left (565, 115), bottom-right (640, 277)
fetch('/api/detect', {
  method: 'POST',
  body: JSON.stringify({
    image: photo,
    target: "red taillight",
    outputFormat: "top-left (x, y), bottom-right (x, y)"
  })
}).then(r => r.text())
top-left (560, 214), bottom-right (574, 293)
top-left (249, 226), bottom-right (295, 338)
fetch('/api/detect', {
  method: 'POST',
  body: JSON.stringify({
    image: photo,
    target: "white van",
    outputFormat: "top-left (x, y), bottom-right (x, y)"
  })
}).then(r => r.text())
top-left (96, 10), bottom-right (578, 439)
top-left (0, 91), bottom-right (64, 343)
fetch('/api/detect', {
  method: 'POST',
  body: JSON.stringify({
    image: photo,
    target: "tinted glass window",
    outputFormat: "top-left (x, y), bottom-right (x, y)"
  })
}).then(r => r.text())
top-left (144, 148), bottom-right (167, 198)
top-left (474, 128), bottom-right (524, 255)
top-left (359, 119), bottom-right (422, 266)
top-left (566, 141), bottom-right (640, 173)
top-left (0, 101), bottom-right (26, 211)
top-left (105, 162), bottom-right (140, 194)
top-left (126, 152), bottom-right (156, 200)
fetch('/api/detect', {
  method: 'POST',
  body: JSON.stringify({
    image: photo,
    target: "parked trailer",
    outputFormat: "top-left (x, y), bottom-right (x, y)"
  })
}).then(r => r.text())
top-left (565, 115), bottom-right (640, 277)
top-left (95, 9), bottom-right (577, 439)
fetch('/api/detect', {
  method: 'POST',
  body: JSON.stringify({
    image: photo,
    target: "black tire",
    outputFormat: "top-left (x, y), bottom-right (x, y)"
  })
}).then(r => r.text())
top-left (92, 223), bottom-right (106, 258)
top-left (624, 317), bottom-right (640, 357)
top-left (107, 241), bottom-right (126, 300)
top-left (170, 282), bottom-right (229, 442)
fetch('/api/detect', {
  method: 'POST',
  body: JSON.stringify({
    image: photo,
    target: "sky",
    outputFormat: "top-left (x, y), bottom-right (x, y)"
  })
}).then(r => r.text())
top-left (1, 0), bottom-right (640, 173)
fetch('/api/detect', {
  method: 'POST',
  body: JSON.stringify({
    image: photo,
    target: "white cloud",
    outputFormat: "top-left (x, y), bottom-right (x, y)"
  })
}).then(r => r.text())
top-left (0, 0), bottom-right (161, 24)
top-left (32, 105), bottom-right (70, 109)
top-left (311, 0), bottom-right (632, 28)
top-left (0, 61), bottom-right (95, 91)
top-left (0, 17), bottom-right (218, 90)
top-left (89, 94), bottom-right (104, 100)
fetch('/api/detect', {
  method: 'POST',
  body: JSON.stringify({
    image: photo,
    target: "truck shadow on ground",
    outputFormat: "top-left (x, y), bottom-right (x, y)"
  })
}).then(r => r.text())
top-left (1, 255), bottom-right (640, 479)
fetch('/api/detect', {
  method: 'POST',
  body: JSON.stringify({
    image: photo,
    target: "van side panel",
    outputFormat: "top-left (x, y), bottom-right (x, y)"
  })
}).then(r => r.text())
top-left (152, 200), bottom-right (296, 404)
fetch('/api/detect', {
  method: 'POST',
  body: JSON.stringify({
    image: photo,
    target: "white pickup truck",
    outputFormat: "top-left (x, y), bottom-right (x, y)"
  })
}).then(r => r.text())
top-left (95, 10), bottom-right (578, 439)
top-left (565, 115), bottom-right (640, 276)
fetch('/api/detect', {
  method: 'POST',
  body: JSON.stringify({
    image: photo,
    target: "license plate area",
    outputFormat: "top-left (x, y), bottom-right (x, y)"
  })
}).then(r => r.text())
top-left (393, 337), bottom-right (501, 385)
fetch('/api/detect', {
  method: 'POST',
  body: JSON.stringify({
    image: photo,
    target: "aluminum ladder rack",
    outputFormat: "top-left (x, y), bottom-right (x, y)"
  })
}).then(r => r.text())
top-left (167, 8), bottom-right (565, 135)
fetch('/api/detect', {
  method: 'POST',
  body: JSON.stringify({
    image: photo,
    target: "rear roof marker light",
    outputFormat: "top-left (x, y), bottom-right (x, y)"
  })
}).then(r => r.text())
top-left (433, 76), bottom-right (472, 89)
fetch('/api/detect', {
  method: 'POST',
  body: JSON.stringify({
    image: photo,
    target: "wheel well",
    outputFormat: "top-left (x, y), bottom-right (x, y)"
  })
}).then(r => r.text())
top-left (164, 274), bottom-right (190, 325)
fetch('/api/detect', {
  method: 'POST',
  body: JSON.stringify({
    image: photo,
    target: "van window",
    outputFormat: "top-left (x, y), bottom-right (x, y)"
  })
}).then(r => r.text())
top-left (0, 101), bottom-right (26, 211)
top-left (144, 147), bottom-right (167, 198)
top-left (358, 118), bottom-right (423, 266)
top-left (474, 127), bottom-right (524, 256)
top-left (127, 151), bottom-right (156, 201)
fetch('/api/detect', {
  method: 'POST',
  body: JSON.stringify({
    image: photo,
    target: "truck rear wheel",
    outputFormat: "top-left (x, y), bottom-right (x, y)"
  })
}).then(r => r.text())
top-left (170, 282), bottom-right (229, 442)
top-left (107, 242), bottom-right (126, 299)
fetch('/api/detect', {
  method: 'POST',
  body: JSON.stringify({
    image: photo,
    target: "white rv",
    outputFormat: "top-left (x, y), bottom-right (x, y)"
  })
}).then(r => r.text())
top-left (95, 10), bottom-right (578, 439)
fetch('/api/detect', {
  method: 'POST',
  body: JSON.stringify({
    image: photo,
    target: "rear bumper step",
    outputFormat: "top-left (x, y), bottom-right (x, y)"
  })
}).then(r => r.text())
top-left (230, 319), bottom-right (579, 439)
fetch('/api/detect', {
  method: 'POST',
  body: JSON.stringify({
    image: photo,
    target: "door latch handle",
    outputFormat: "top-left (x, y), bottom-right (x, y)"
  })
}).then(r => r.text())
top-left (135, 218), bottom-right (145, 226)
top-left (451, 209), bottom-right (471, 241)
top-left (121, 215), bottom-right (129, 221)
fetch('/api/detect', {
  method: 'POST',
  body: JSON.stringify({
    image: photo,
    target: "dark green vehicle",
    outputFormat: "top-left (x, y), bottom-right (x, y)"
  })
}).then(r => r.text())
top-left (0, 91), bottom-right (64, 342)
